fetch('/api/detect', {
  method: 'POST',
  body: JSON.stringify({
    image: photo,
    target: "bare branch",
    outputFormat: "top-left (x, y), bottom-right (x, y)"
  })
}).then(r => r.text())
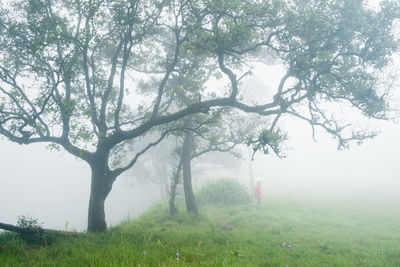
top-left (109, 129), bottom-right (172, 179)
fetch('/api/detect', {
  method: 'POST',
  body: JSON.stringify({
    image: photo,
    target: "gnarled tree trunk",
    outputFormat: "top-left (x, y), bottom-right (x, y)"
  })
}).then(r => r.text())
top-left (87, 153), bottom-right (113, 232)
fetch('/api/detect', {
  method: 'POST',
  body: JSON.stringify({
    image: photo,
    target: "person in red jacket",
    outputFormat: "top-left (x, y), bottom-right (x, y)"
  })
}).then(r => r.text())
top-left (255, 182), bottom-right (262, 204)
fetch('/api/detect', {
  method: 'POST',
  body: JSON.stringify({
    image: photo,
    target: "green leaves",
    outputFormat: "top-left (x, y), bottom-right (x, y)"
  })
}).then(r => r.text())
top-left (248, 128), bottom-right (287, 157)
top-left (62, 99), bottom-right (76, 118)
top-left (70, 123), bottom-right (94, 142)
top-left (218, 2), bottom-right (261, 50)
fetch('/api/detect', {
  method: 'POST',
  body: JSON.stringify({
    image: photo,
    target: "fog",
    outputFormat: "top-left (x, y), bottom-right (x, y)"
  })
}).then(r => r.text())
top-left (1, 111), bottom-right (399, 231)
top-left (2, 71), bottom-right (399, 232)
top-left (249, 119), bottom-right (400, 201)
top-left (1, 66), bottom-right (399, 231)
top-left (0, 141), bottom-right (162, 231)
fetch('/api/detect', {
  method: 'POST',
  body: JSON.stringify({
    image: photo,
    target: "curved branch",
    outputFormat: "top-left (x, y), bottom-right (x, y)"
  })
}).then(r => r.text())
top-left (109, 129), bottom-right (171, 179)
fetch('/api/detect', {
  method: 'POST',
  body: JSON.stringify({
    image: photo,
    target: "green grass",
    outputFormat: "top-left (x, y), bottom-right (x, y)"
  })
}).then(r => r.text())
top-left (1, 196), bottom-right (399, 266)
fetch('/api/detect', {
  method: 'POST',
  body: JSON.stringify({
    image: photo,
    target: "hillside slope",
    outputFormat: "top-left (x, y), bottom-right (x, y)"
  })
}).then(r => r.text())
top-left (1, 197), bottom-right (399, 266)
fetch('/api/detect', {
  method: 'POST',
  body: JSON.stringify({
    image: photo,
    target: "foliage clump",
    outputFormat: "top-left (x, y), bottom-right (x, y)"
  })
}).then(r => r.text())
top-left (196, 178), bottom-right (250, 206)
top-left (17, 215), bottom-right (43, 229)
top-left (16, 215), bottom-right (50, 245)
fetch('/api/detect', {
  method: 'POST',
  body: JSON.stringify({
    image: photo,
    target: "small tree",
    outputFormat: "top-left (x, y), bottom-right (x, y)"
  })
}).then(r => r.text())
top-left (169, 109), bottom-right (284, 215)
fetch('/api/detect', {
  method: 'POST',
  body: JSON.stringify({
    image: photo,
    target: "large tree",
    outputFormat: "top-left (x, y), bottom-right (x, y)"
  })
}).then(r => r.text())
top-left (0, 0), bottom-right (398, 232)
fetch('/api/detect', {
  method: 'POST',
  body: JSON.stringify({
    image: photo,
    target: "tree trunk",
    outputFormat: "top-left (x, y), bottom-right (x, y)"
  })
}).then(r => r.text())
top-left (87, 154), bottom-right (113, 232)
top-left (169, 160), bottom-right (182, 215)
top-left (248, 147), bottom-right (255, 195)
top-left (169, 177), bottom-right (178, 215)
top-left (0, 222), bottom-right (83, 237)
top-left (182, 127), bottom-right (198, 214)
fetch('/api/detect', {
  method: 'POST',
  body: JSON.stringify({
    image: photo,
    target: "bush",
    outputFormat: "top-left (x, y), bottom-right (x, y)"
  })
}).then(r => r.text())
top-left (17, 215), bottom-right (43, 229)
top-left (196, 178), bottom-right (250, 206)
top-left (17, 215), bottom-right (50, 245)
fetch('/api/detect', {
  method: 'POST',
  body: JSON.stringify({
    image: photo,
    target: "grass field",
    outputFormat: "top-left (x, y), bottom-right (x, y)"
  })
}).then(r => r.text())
top-left (1, 196), bottom-right (399, 266)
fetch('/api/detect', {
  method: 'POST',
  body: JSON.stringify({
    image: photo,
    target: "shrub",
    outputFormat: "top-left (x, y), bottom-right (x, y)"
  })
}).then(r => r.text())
top-left (196, 178), bottom-right (250, 206)
top-left (17, 215), bottom-right (43, 229)
top-left (17, 215), bottom-right (50, 245)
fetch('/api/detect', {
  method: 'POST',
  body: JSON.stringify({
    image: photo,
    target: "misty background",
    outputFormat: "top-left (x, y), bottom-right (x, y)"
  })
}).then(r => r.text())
top-left (1, 94), bottom-right (399, 231)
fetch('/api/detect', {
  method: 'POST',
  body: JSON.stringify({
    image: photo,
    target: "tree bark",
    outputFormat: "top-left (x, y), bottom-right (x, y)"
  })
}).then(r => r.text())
top-left (248, 147), bottom-right (255, 195)
top-left (87, 153), bottom-right (113, 232)
top-left (182, 126), bottom-right (198, 214)
top-left (0, 222), bottom-right (83, 236)
top-left (0, 222), bottom-right (83, 245)
top-left (169, 160), bottom-right (182, 215)
top-left (169, 176), bottom-right (178, 215)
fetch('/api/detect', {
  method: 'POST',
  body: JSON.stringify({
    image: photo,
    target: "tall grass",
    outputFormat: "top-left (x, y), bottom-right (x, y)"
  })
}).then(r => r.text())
top-left (1, 196), bottom-right (399, 266)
